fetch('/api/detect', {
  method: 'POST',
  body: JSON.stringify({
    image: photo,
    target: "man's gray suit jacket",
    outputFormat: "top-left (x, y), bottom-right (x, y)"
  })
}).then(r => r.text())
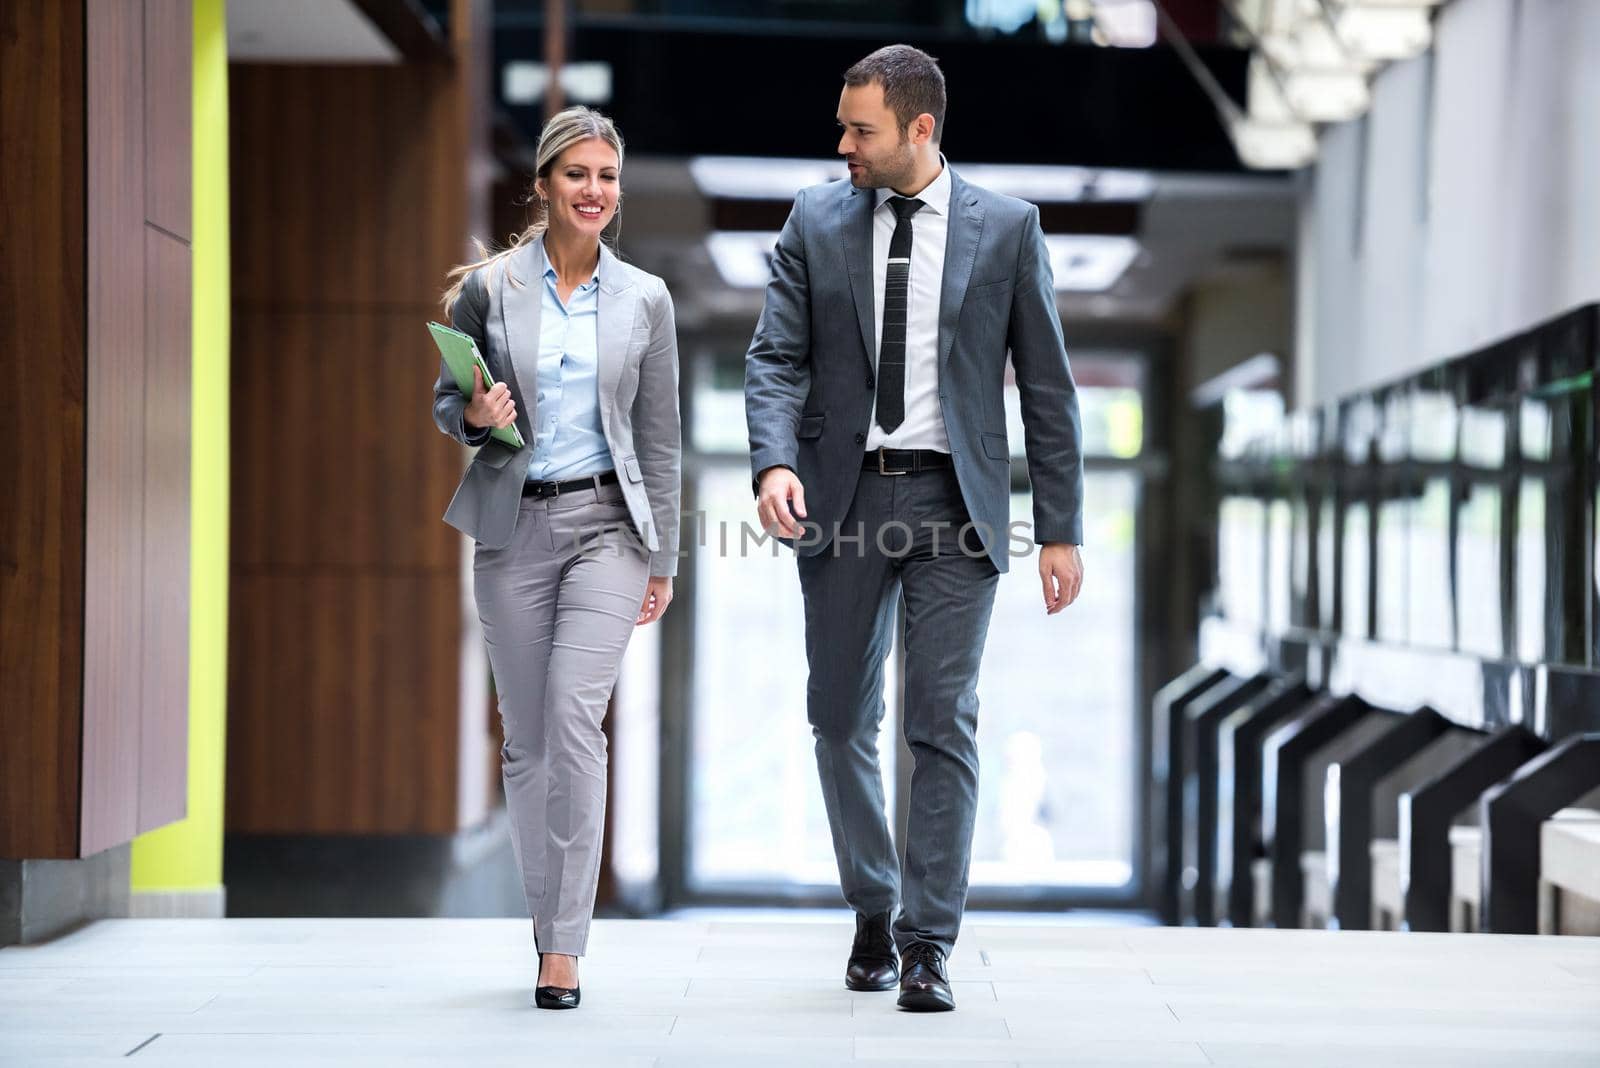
top-left (744, 166), bottom-right (1084, 574)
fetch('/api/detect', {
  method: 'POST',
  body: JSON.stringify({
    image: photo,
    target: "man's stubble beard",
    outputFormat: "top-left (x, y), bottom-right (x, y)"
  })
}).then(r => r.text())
top-left (850, 137), bottom-right (917, 190)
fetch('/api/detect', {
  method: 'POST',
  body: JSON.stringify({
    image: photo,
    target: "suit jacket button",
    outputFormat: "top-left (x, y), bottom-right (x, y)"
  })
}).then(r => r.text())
top-left (854, 432), bottom-right (866, 444)
top-left (865, 374), bottom-right (875, 389)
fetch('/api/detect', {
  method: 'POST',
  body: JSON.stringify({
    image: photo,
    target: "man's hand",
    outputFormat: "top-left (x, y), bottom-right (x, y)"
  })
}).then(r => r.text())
top-left (755, 466), bottom-right (807, 539)
top-left (1039, 543), bottom-right (1083, 614)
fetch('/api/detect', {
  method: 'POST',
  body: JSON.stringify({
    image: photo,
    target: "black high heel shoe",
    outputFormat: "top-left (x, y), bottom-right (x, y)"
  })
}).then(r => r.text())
top-left (534, 952), bottom-right (581, 1010)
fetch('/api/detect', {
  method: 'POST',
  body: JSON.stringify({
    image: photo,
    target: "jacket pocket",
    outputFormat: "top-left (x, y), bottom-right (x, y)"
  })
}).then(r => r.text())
top-left (797, 413), bottom-right (826, 439)
top-left (968, 278), bottom-right (1013, 298)
top-left (980, 432), bottom-right (1010, 462)
top-left (623, 455), bottom-right (645, 483)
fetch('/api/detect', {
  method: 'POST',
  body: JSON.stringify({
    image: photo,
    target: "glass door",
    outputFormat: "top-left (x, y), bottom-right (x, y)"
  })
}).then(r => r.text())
top-left (675, 348), bottom-right (1149, 904)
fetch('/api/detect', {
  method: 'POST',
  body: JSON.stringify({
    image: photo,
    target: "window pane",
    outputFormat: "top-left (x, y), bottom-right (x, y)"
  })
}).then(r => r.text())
top-left (1376, 498), bottom-right (1410, 643)
top-left (1267, 498), bottom-right (1292, 634)
top-left (970, 474), bottom-right (1138, 888)
top-left (1317, 497), bottom-right (1337, 630)
top-left (1219, 390), bottom-right (1285, 460)
top-left (1457, 484), bottom-right (1505, 659)
top-left (1457, 403), bottom-right (1507, 659)
top-left (613, 624), bottom-right (660, 888)
top-left (1218, 497), bottom-right (1265, 628)
top-left (1289, 495), bottom-right (1312, 628)
top-left (1342, 502), bottom-right (1371, 638)
top-left (690, 351), bottom-right (749, 454)
top-left (1411, 389), bottom-right (1459, 462)
top-left (1005, 383), bottom-right (1144, 459)
top-left (687, 466), bottom-right (898, 888)
top-left (1408, 479), bottom-right (1453, 650)
top-left (1523, 383), bottom-right (1587, 661)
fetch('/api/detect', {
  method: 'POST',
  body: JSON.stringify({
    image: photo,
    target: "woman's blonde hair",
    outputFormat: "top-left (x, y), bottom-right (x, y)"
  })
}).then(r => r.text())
top-left (440, 106), bottom-right (625, 316)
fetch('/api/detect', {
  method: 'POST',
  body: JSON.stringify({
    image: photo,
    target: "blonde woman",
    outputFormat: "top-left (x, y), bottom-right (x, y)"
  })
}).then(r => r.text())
top-left (431, 107), bottom-right (680, 1010)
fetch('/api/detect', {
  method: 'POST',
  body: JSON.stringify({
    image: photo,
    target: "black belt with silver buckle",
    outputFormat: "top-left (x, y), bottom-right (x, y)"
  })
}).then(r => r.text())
top-left (522, 469), bottom-right (620, 499)
top-left (862, 447), bottom-right (952, 476)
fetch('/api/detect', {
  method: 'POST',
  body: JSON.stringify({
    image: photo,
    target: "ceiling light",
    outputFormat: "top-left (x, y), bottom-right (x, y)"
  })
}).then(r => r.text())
top-left (958, 164), bottom-right (1154, 202)
top-left (502, 61), bottom-right (613, 106)
top-left (1281, 67), bottom-right (1371, 122)
top-left (706, 232), bottom-right (781, 289)
top-left (1247, 53), bottom-right (1297, 123)
top-left (1332, 4), bottom-right (1434, 62)
top-left (965, 0), bottom-right (1041, 34)
top-left (1231, 0), bottom-right (1310, 36)
top-left (690, 157), bottom-right (1154, 203)
top-left (1192, 352), bottom-right (1282, 407)
top-left (1276, 16), bottom-right (1375, 72)
top-left (690, 157), bottom-right (847, 199)
top-left (1045, 235), bottom-right (1141, 291)
top-left (705, 232), bottom-right (1140, 292)
top-left (1090, 0), bottom-right (1158, 48)
top-left (1228, 116), bottom-right (1317, 169)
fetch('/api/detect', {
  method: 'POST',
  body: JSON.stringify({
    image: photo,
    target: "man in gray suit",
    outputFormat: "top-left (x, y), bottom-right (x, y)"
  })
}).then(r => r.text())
top-left (744, 45), bottom-right (1085, 1012)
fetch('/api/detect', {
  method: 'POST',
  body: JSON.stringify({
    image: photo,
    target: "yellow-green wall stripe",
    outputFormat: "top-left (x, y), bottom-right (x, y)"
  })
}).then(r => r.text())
top-left (130, 0), bottom-right (230, 896)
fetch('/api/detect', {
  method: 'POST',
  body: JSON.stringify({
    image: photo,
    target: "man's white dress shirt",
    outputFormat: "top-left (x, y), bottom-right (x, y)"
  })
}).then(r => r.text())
top-left (866, 159), bottom-right (952, 453)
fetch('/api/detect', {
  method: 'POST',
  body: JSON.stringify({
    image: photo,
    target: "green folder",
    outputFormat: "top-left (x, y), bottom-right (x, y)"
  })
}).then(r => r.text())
top-left (427, 321), bottom-right (525, 450)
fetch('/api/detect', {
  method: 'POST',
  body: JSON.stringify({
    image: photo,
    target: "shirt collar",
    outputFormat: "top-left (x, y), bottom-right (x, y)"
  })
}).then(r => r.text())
top-left (874, 153), bottom-right (952, 216)
top-left (537, 237), bottom-right (601, 287)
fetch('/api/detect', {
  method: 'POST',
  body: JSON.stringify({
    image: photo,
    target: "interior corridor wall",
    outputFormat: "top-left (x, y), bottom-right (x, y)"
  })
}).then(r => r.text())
top-left (1295, 0), bottom-right (1600, 407)
top-left (129, 0), bottom-right (230, 913)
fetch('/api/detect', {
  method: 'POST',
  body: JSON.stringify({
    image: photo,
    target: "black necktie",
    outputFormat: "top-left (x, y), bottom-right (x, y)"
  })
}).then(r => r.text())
top-left (875, 196), bottom-right (923, 434)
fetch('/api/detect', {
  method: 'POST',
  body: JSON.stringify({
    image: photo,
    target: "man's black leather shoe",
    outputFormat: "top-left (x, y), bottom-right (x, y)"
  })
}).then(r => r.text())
top-left (845, 911), bottom-right (899, 992)
top-left (896, 941), bottom-right (955, 1012)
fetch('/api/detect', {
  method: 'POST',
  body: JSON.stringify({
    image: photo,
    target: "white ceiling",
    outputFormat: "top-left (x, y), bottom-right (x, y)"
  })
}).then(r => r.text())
top-left (227, 0), bottom-right (400, 63)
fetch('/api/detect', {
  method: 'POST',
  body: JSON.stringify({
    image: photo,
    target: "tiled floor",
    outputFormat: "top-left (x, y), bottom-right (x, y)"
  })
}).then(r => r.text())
top-left (1, 917), bottom-right (1597, 1065)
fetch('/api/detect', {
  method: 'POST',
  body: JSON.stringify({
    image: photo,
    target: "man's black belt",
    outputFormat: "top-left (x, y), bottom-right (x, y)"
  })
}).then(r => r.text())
top-left (862, 447), bottom-right (952, 475)
top-left (522, 469), bottom-right (620, 499)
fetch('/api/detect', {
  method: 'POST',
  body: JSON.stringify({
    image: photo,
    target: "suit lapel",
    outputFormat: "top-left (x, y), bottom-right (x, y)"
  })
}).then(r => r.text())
top-left (497, 240), bottom-right (542, 446)
top-left (938, 169), bottom-right (984, 370)
top-left (840, 187), bottom-right (878, 370)
top-left (595, 242), bottom-right (638, 429)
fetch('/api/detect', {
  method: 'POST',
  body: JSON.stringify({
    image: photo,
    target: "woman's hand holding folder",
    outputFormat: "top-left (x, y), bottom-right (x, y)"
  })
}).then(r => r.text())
top-left (463, 365), bottom-right (518, 432)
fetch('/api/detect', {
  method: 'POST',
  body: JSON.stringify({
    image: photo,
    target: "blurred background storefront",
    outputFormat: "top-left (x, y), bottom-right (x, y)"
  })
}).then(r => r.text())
top-left (3, 0), bottom-right (1596, 943)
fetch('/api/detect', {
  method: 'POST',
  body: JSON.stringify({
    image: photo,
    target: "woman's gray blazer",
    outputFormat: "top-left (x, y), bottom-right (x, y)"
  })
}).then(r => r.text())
top-left (431, 239), bottom-right (681, 577)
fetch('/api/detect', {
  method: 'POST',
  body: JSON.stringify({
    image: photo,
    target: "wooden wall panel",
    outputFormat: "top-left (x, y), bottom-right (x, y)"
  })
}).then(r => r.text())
top-left (228, 310), bottom-right (461, 572)
top-left (229, 66), bottom-right (464, 309)
top-left (81, 0), bottom-right (149, 857)
top-left (139, 229), bottom-right (193, 829)
top-left (226, 574), bottom-right (461, 834)
top-left (2, 0), bottom-right (192, 861)
top-left (226, 0), bottom-right (491, 836)
top-left (143, 0), bottom-right (192, 241)
top-left (0, 0), bottom-right (87, 860)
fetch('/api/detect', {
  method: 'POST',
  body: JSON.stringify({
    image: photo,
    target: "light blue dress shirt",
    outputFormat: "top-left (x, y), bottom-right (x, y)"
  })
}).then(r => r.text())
top-left (526, 244), bottom-right (612, 482)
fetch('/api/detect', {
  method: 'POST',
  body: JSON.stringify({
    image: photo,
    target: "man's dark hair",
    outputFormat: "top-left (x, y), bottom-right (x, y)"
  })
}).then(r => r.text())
top-left (843, 45), bottom-right (947, 143)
